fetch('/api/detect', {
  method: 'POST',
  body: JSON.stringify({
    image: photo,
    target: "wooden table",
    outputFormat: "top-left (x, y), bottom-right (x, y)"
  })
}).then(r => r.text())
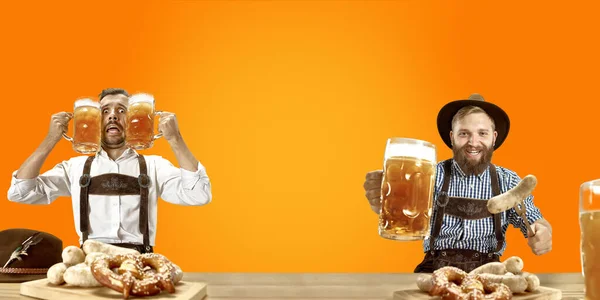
top-left (0, 273), bottom-right (586, 300)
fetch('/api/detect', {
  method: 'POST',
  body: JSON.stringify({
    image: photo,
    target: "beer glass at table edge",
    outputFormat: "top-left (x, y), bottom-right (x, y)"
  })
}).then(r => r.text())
top-left (580, 179), bottom-right (600, 300)
top-left (125, 93), bottom-right (163, 150)
top-left (379, 137), bottom-right (437, 241)
top-left (62, 99), bottom-right (102, 154)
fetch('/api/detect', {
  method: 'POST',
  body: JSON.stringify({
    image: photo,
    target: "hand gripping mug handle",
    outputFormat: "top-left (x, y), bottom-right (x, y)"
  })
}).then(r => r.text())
top-left (153, 110), bottom-right (164, 141)
top-left (61, 114), bottom-right (74, 143)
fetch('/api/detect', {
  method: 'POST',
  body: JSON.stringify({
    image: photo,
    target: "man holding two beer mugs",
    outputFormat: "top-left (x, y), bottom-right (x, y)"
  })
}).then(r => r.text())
top-left (7, 88), bottom-right (211, 254)
top-left (363, 94), bottom-right (552, 273)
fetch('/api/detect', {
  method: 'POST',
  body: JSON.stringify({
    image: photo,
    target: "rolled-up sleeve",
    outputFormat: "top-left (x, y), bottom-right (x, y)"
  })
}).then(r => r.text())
top-left (156, 157), bottom-right (212, 206)
top-left (506, 174), bottom-right (543, 238)
top-left (7, 161), bottom-right (72, 205)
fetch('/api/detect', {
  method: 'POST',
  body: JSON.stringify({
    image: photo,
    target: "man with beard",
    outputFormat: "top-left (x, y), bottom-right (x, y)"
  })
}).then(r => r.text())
top-left (363, 94), bottom-right (552, 273)
top-left (7, 88), bottom-right (212, 254)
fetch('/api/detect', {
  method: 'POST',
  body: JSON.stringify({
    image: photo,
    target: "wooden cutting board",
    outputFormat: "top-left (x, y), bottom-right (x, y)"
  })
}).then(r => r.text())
top-left (19, 278), bottom-right (206, 300)
top-left (394, 286), bottom-right (562, 300)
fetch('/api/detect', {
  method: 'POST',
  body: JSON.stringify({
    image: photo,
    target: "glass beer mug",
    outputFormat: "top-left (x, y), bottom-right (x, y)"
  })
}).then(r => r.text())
top-left (125, 93), bottom-right (163, 150)
top-left (379, 137), bottom-right (437, 241)
top-left (580, 180), bottom-right (600, 300)
top-left (62, 99), bottom-right (102, 154)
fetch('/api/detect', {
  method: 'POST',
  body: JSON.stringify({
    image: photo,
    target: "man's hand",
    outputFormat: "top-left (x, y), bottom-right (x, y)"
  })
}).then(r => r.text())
top-left (157, 112), bottom-right (181, 142)
top-left (364, 170), bottom-right (383, 214)
top-left (157, 111), bottom-right (199, 172)
top-left (16, 112), bottom-right (71, 179)
top-left (47, 112), bottom-right (72, 143)
top-left (527, 219), bottom-right (552, 255)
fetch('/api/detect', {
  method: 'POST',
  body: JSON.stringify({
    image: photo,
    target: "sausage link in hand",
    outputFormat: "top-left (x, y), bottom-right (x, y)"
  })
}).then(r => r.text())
top-left (487, 175), bottom-right (537, 214)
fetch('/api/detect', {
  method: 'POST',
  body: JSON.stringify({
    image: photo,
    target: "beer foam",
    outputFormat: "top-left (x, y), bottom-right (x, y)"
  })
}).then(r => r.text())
top-left (129, 93), bottom-right (155, 104)
top-left (75, 98), bottom-right (100, 108)
top-left (384, 139), bottom-right (436, 162)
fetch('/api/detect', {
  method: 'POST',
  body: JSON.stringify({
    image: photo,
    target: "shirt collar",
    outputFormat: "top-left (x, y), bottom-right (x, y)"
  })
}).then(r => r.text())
top-left (451, 159), bottom-right (489, 181)
top-left (97, 147), bottom-right (138, 161)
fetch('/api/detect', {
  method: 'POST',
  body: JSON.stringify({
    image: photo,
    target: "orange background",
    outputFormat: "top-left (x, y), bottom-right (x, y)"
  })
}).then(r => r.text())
top-left (0, 1), bottom-right (598, 273)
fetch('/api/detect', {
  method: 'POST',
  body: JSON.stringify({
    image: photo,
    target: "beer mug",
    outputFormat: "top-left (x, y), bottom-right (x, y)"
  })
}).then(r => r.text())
top-left (379, 137), bottom-right (437, 241)
top-left (580, 180), bottom-right (600, 300)
top-left (62, 99), bottom-right (102, 154)
top-left (125, 93), bottom-right (163, 150)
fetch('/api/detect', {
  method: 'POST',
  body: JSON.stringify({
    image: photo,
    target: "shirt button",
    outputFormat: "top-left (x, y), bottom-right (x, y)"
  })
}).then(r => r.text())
top-left (470, 184), bottom-right (474, 189)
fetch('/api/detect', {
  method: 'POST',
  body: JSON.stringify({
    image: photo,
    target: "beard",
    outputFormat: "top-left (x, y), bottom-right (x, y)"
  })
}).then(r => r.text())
top-left (102, 122), bottom-right (126, 149)
top-left (102, 136), bottom-right (126, 149)
top-left (452, 143), bottom-right (494, 176)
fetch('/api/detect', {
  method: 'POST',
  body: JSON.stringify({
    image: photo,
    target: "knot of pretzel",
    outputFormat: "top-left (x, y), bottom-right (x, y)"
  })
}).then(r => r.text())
top-left (430, 266), bottom-right (512, 300)
top-left (90, 253), bottom-right (177, 299)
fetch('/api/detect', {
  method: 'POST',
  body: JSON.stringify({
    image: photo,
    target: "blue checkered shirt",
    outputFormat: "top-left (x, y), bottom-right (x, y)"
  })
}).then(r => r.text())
top-left (422, 159), bottom-right (543, 255)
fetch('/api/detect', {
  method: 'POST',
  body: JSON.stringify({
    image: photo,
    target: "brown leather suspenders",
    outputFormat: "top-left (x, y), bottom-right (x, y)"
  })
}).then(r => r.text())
top-left (79, 155), bottom-right (151, 252)
top-left (429, 159), bottom-right (504, 253)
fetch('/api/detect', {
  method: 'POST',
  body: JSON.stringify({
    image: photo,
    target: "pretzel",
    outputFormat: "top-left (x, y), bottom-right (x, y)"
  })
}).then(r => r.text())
top-left (90, 253), bottom-right (177, 299)
top-left (430, 266), bottom-right (512, 300)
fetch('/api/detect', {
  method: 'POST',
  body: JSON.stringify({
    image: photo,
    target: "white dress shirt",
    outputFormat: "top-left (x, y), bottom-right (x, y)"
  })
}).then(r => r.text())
top-left (7, 148), bottom-right (212, 246)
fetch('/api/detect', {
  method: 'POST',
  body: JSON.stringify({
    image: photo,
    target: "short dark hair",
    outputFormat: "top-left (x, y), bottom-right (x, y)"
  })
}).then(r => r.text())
top-left (98, 88), bottom-right (129, 101)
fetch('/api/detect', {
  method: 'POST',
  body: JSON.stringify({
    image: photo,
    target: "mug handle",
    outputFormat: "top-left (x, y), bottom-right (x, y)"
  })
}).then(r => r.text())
top-left (153, 110), bottom-right (164, 141)
top-left (62, 132), bottom-right (73, 142)
top-left (62, 112), bottom-right (74, 143)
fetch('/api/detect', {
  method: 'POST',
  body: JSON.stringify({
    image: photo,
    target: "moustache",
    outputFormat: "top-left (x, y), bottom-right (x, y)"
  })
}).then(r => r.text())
top-left (461, 144), bottom-right (486, 151)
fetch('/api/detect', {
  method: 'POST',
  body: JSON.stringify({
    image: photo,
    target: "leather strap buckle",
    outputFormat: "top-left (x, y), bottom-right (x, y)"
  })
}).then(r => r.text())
top-left (79, 174), bottom-right (91, 187)
top-left (138, 174), bottom-right (150, 188)
top-left (437, 191), bottom-right (449, 207)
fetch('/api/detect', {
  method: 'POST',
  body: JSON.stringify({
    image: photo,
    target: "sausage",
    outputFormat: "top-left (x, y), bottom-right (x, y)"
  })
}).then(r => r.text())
top-left (487, 175), bottom-right (537, 214)
top-left (85, 252), bottom-right (109, 266)
top-left (63, 263), bottom-right (103, 287)
top-left (502, 256), bottom-right (524, 274)
top-left (62, 246), bottom-right (85, 266)
top-left (415, 273), bottom-right (433, 292)
top-left (478, 273), bottom-right (528, 293)
top-left (46, 262), bottom-right (68, 285)
top-left (173, 263), bottom-right (184, 284)
top-left (522, 272), bottom-right (540, 292)
top-left (82, 240), bottom-right (140, 256)
top-left (469, 262), bottom-right (507, 275)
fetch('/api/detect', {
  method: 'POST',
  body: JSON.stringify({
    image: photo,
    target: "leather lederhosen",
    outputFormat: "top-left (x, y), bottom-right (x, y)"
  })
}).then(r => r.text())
top-left (414, 159), bottom-right (504, 273)
top-left (79, 154), bottom-right (153, 254)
